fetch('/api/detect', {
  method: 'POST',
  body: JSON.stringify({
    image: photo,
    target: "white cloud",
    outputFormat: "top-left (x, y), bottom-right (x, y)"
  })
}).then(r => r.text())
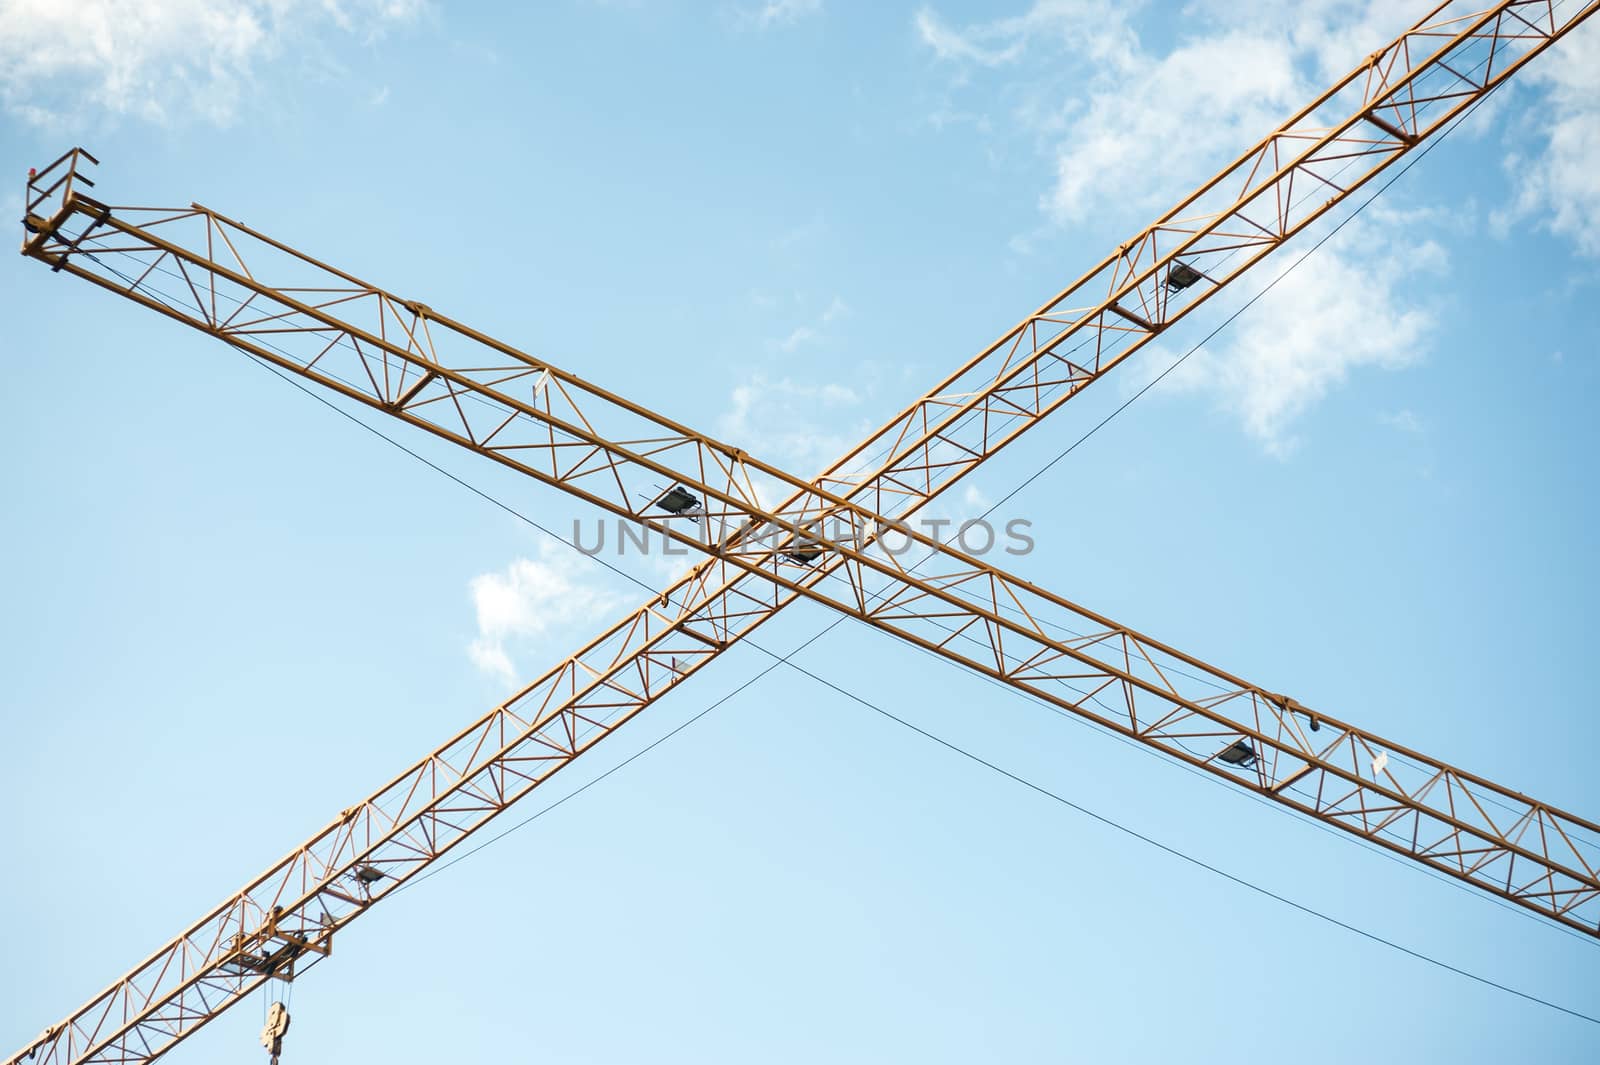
top-left (467, 541), bottom-right (630, 684)
top-left (1167, 212), bottom-right (1445, 456)
top-left (1044, 28), bottom-right (1301, 223)
top-left (465, 365), bottom-right (871, 678)
top-left (913, 1), bottom-right (1137, 70)
top-left (718, 373), bottom-right (864, 485)
top-left (913, 2), bottom-right (1475, 451)
top-left (1379, 408), bottom-right (1423, 435)
top-left (778, 326), bottom-right (816, 352)
top-left (0, 0), bottom-right (423, 127)
top-left (923, 481), bottom-right (995, 534)
top-left (1178, 0), bottom-right (1410, 82)
top-left (738, 0), bottom-right (822, 31)
top-left (915, 8), bottom-right (1025, 66)
top-left (912, 3), bottom-right (1417, 225)
top-left (772, 209), bottom-right (828, 249)
top-left (1495, 27), bottom-right (1600, 256)
top-left (467, 300), bottom-right (872, 680)
top-left (769, 293), bottom-right (849, 352)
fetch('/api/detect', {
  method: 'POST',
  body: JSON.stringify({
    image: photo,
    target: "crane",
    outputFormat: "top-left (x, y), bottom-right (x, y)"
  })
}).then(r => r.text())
top-left (11, 3), bottom-right (1599, 1062)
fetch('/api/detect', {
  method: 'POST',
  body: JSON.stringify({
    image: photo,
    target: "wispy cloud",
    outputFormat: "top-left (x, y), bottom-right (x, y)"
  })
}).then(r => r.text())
top-left (1380, 408), bottom-right (1424, 435)
top-left (1042, 28), bottom-right (1302, 224)
top-left (466, 541), bottom-right (629, 684)
top-left (915, 8), bottom-right (1025, 67)
top-left (737, 0), bottom-right (823, 31)
top-left (770, 293), bottom-right (849, 352)
top-left (0, 0), bottom-right (425, 127)
top-left (1166, 210), bottom-right (1446, 456)
top-left (916, 3), bottom-right (1412, 226)
top-left (465, 356), bottom-right (874, 678)
top-left (913, 2), bottom-right (1470, 452)
top-left (1494, 27), bottom-right (1600, 257)
top-left (718, 373), bottom-right (864, 484)
top-left (913, 1), bottom-right (1137, 70)
top-left (772, 209), bottom-right (828, 250)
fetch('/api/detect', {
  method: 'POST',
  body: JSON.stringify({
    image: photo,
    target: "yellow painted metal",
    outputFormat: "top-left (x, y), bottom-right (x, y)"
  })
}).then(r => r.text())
top-left (11, 4), bottom-right (1600, 1063)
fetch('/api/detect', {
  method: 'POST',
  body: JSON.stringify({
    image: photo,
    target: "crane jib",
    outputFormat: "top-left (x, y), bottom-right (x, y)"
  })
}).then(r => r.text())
top-left (11, 3), bottom-right (1600, 1064)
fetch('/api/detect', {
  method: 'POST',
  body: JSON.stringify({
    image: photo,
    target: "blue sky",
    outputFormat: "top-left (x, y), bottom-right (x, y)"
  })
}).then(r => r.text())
top-left (3, 1), bottom-right (1600, 1062)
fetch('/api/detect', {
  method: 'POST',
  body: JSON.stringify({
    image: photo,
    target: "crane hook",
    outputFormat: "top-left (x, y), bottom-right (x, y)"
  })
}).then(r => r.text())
top-left (260, 1001), bottom-right (291, 1065)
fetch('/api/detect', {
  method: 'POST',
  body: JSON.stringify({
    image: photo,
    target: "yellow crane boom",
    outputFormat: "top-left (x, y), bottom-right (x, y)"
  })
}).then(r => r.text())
top-left (11, 3), bottom-right (1598, 1063)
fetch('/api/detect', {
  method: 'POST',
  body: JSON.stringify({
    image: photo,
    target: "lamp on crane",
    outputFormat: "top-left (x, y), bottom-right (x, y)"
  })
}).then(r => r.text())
top-left (1165, 261), bottom-right (1204, 292)
top-left (1217, 739), bottom-right (1257, 769)
top-left (783, 544), bottom-right (823, 566)
top-left (654, 485), bottom-right (701, 520)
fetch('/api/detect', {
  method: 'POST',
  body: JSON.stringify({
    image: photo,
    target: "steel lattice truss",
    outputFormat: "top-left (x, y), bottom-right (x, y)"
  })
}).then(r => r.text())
top-left (11, 3), bottom-right (1600, 1064)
